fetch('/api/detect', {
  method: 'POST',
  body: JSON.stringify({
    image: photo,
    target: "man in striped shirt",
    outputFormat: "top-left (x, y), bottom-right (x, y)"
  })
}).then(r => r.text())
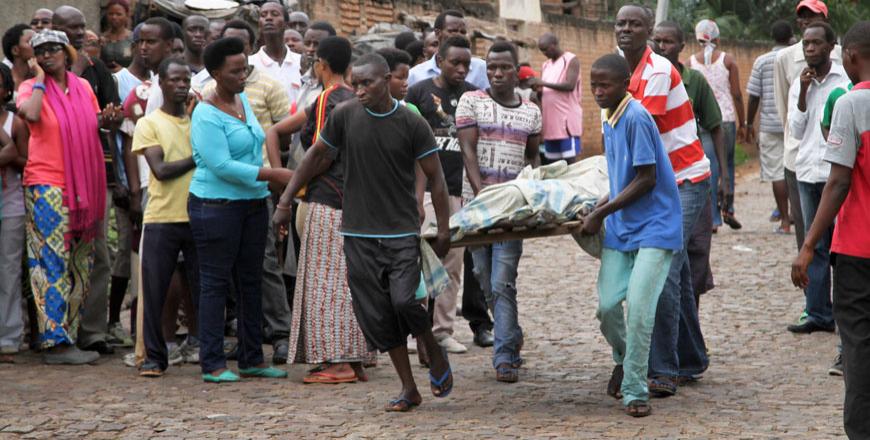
top-left (615, 4), bottom-right (712, 398)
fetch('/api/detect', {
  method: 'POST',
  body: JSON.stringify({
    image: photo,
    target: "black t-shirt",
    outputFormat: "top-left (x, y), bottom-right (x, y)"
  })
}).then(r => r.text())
top-left (300, 84), bottom-right (355, 210)
top-left (81, 57), bottom-right (121, 186)
top-left (405, 78), bottom-right (477, 197)
top-left (319, 99), bottom-right (437, 237)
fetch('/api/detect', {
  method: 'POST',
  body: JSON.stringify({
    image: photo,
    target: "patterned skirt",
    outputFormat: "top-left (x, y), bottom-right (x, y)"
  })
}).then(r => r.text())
top-left (288, 202), bottom-right (375, 364)
top-left (25, 185), bottom-right (95, 348)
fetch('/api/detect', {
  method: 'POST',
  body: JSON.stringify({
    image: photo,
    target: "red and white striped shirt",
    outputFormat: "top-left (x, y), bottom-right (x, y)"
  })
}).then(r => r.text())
top-left (627, 47), bottom-right (710, 184)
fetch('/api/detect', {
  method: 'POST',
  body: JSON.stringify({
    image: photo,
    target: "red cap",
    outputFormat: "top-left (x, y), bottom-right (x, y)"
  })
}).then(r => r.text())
top-left (796, 0), bottom-right (828, 18)
top-left (518, 66), bottom-right (538, 81)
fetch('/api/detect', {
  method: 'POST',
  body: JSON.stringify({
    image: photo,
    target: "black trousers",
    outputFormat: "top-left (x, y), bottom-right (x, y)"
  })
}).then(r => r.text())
top-left (344, 235), bottom-right (428, 352)
top-left (463, 248), bottom-right (493, 333)
top-left (833, 253), bottom-right (870, 439)
top-left (141, 223), bottom-right (200, 370)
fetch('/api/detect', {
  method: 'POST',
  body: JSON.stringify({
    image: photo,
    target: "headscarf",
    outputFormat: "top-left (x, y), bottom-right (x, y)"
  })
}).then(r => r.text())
top-left (695, 19), bottom-right (720, 66)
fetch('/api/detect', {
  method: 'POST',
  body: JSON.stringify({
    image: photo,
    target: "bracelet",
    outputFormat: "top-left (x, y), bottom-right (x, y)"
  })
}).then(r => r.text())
top-left (32, 83), bottom-right (46, 92)
top-left (275, 204), bottom-right (291, 211)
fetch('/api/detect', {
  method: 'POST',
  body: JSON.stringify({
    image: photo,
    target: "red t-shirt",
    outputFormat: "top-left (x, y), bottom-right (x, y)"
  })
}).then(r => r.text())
top-left (17, 77), bottom-right (100, 188)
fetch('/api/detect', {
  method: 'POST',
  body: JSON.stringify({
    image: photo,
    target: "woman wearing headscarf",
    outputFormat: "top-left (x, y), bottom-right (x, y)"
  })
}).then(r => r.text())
top-left (17, 30), bottom-right (109, 365)
top-left (690, 19), bottom-right (746, 231)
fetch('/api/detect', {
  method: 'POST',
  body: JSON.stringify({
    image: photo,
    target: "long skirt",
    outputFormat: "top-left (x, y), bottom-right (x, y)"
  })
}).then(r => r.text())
top-left (25, 185), bottom-right (95, 348)
top-left (288, 202), bottom-right (374, 364)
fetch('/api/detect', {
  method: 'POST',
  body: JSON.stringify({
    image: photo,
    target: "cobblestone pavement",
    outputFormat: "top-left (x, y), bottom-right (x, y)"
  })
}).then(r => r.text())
top-left (0, 165), bottom-right (846, 439)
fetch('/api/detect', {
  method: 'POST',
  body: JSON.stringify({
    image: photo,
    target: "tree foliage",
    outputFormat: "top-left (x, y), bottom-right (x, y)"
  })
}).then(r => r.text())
top-left (605, 0), bottom-right (869, 42)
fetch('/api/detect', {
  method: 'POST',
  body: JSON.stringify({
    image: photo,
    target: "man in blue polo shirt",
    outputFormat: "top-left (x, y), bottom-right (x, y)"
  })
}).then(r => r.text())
top-left (581, 54), bottom-right (682, 418)
top-left (407, 9), bottom-right (489, 90)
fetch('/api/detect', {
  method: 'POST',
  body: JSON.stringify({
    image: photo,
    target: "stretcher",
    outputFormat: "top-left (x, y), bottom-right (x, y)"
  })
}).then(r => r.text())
top-left (425, 219), bottom-right (585, 248)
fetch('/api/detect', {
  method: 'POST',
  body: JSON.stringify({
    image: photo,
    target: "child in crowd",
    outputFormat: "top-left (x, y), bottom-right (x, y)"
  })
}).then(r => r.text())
top-left (580, 54), bottom-right (683, 417)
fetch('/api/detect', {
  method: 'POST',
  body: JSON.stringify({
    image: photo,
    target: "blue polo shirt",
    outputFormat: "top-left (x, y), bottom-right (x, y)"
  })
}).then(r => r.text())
top-left (602, 96), bottom-right (682, 252)
top-left (407, 55), bottom-right (490, 90)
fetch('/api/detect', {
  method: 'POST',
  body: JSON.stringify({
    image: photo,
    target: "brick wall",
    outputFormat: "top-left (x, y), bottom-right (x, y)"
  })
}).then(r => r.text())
top-left (304, 0), bottom-right (772, 155)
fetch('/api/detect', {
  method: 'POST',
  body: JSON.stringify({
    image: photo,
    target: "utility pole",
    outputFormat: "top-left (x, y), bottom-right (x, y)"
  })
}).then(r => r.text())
top-left (655, 0), bottom-right (669, 24)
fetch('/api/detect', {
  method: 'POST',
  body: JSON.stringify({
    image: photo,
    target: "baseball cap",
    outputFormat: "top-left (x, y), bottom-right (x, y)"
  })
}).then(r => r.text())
top-left (796, 0), bottom-right (828, 18)
top-left (518, 65), bottom-right (537, 81)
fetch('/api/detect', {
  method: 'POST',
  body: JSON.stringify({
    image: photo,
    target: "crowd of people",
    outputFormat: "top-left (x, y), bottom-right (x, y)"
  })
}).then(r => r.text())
top-left (0, 0), bottom-right (867, 434)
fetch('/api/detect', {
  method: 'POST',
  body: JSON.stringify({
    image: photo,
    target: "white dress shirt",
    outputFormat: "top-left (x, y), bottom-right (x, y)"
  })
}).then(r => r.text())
top-left (787, 62), bottom-right (850, 183)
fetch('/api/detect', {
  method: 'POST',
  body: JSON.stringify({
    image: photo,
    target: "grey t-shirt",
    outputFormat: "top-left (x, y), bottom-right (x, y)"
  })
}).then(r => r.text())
top-left (824, 87), bottom-right (870, 168)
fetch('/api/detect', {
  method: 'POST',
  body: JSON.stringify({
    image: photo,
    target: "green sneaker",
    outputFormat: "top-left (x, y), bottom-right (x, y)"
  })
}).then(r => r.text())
top-left (202, 370), bottom-right (240, 383)
top-left (239, 366), bottom-right (288, 378)
top-left (107, 322), bottom-right (133, 347)
top-left (797, 310), bottom-right (808, 324)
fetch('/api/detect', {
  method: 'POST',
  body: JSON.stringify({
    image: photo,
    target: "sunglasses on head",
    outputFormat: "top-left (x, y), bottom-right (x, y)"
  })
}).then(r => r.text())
top-left (34, 45), bottom-right (64, 57)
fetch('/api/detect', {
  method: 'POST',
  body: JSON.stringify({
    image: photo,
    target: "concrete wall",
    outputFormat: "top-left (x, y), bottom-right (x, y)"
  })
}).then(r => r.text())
top-left (1, 0), bottom-right (103, 36)
top-left (306, 0), bottom-right (771, 155)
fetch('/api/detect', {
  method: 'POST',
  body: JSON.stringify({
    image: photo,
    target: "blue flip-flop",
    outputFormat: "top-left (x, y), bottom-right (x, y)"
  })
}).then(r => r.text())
top-left (385, 397), bottom-right (419, 412)
top-left (429, 365), bottom-right (453, 398)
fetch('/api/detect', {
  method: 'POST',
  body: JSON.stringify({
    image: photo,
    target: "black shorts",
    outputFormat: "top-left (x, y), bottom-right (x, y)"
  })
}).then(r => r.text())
top-left (343, 235), bottom-right (427, 352)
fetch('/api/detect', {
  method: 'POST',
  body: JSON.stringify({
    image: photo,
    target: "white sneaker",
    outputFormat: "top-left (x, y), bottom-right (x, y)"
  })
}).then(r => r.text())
top-left (123, 352), bottom-right (138, 368)
top-left (437, 336), bottom-right (468, 354)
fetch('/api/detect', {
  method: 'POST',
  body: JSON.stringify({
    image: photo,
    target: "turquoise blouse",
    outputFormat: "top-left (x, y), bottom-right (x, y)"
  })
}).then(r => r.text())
top-left (189, 93), bottom-right (269, 200)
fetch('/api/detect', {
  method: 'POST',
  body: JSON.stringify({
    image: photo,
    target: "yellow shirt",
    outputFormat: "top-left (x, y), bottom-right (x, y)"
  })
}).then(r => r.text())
top-left (202, 66), bottom-right (290, 167)
top-left (132, 109), bottom-right (193, 224)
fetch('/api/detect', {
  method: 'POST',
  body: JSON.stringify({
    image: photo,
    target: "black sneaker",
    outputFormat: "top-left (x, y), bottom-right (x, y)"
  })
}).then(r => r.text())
top-left (828, 354), bottom-right (843, 376)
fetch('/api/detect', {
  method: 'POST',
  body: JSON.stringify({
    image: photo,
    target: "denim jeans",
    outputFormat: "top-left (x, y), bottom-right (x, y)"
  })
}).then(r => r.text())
top-left (699, 130), bottom-right (722, 226)
top-left (597, 248), bottom-right (673, 404)
top-left (188, 195), bottom-right (269, 373)
top-left (649, 178), bottom-right (710, 379)
top-left (721, 121), bottom-right (737, 214)
top-left (471, 240), bottom-right (523, 368)
top-left (797, 181), bottom-right (834, 328)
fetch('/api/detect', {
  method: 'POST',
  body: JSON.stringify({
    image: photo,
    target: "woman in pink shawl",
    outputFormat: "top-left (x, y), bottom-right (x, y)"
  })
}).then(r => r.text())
top-left (17, 30), bottom-right (107, 365)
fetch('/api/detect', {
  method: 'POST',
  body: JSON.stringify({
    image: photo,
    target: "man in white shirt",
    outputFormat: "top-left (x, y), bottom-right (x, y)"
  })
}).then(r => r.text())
top-left (407, 9), bottom-right (489, 90)
top-left (785, 22), bottom-right (849, 335)
top-left (773, 0), bottom-right (841, 255)
top-left (248, 0), bottom-right (302, 104)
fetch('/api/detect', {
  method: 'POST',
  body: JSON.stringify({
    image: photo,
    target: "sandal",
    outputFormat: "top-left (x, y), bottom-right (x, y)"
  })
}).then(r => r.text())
top-left (384, 397), bottom-right (420, 412)
top-left (606, 365), bottom-right (623, 399)
top-left (429, 350), bottom-right (454, 398)
top-left (302, 371), bottom-right (358, 384)
top-left (649, 376), bottom-right (677, 398)
top-left (624, 400), bottom-right (652, 417)
top-left (495, 363), bottom-right (518, 383)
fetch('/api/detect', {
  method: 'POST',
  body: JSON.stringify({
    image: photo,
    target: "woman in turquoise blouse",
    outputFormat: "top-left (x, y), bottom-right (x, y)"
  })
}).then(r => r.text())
top-left (189, 37), bottom-right (291, 383)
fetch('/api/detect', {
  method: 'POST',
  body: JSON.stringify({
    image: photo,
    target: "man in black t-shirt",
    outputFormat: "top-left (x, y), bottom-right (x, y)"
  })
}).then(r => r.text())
top-left (274, 53), bottom-right (454, 412)
top-left (406, 36), bottom-right (475, 355)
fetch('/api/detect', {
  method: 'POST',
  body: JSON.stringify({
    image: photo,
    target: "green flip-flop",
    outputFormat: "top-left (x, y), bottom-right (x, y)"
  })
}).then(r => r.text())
top-left (239, 366), bottom-right (288, 378)
top-left (202, 370), bottom-right (240, 383)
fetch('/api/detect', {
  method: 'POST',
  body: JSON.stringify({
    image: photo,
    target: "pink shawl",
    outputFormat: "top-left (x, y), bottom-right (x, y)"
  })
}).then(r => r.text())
top-left (44, 71), bottom-right (106, 242)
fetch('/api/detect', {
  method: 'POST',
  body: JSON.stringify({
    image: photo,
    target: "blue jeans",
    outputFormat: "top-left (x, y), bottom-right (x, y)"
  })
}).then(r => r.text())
top-left (598, 248), bottom-right (673, 404)
top-left (797, 181), bottom-right (834, 328)
top-left (649, 178), bottom-right (710, 379)
top-left (721, 121), bottom-right (736, 214)
top-left (471, 240), bottom-right (523, 368)
top-left (188, 195), bottom-right (269, 373)
top-left (699, 129), bottom-right (723, 226)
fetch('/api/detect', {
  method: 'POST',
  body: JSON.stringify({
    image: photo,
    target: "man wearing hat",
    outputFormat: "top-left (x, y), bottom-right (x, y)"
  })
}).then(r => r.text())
top-left (773, 0), bottom-right (842, 335)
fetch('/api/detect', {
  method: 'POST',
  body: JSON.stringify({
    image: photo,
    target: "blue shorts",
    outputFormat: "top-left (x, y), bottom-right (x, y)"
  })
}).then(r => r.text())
top-left (543, 137), bottom-right (582, 159)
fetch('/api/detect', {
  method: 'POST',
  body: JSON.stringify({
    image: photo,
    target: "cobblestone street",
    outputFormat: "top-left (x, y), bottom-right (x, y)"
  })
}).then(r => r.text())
top-left (0, 166), bottom-right (846, 439)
